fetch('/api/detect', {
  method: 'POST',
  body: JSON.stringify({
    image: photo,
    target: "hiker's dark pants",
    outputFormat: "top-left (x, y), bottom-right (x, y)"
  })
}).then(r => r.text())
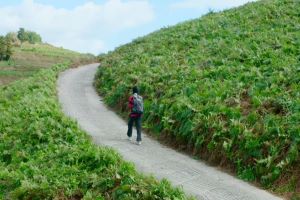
top-left (127, 117), bottom-right (142, 142)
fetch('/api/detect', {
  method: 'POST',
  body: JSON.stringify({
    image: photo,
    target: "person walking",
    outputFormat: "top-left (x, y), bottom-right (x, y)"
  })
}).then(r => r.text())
top-left (127, 86), bottom-right (143, 145)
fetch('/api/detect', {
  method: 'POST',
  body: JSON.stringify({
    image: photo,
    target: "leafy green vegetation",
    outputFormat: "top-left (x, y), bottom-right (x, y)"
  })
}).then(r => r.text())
top-left (5, 32), bottom-right (21, 47)
top-left (17, 28), bottom-right (42, 44)
top-left (0, 64), bottom-right (190, 200)
top-left (0, 36), bottom-right (12, 61)
top-left (0, 43), bottom-right (95, 85)
top-left (95, 0), bottom-right (300, 197)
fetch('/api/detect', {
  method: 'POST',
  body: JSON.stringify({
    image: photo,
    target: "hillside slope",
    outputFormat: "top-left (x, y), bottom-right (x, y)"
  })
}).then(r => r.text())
top-left (0, 43), bottom-right (94, 85)
top-left (95, 0), bottom-right (300, 198)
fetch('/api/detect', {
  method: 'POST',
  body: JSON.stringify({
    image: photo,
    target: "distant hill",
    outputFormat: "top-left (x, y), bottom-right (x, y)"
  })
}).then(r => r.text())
top-left (95, 0), bottom-right (300, 198)
top-left (0, 43), bottom-right (94, 85)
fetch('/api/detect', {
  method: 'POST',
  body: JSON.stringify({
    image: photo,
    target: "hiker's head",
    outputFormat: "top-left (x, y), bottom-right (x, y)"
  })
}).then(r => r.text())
top-left (132, 86), bottom-right (139, 94)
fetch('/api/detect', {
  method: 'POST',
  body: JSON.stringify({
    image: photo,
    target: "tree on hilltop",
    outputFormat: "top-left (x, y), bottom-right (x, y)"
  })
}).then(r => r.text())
top-left (27, 31), bottom-right (42, 44)
top-left (17, 28), bottom-right (27, 42)
top-left (17, 28), bottom-right (42, 44)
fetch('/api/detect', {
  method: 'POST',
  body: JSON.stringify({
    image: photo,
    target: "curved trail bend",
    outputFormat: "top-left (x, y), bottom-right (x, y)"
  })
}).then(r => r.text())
top-left (57, 63), bottom-right (282, 200)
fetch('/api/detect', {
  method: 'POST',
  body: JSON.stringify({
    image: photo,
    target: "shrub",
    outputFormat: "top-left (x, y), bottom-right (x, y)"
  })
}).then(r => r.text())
top-left (5, 32), bottom-right (21, 47)
top-left (0, 36), bottom-right (12, 61)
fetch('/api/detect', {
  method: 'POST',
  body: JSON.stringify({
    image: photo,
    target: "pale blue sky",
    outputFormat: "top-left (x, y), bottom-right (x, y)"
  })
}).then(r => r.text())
top-left (0, 0), bottom-right (255, 54)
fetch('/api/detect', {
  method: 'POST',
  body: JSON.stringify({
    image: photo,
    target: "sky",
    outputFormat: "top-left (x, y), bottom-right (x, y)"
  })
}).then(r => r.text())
top-left (0, 0), bottom-right (255, 55)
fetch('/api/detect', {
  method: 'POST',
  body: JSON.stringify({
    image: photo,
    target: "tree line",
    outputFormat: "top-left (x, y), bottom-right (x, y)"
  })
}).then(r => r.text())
top-left (0, 28), bottom-right (43, 61)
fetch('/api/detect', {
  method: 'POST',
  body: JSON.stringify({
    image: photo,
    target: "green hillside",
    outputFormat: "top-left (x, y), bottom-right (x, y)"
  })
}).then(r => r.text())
top-left (0, 43), bottom-right (94, 85)
top-left (95, 0), bottom-right (300, 198)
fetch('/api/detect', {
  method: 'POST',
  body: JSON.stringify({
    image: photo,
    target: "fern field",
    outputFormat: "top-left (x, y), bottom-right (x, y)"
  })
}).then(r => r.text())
top-left (95, 0), bottom-right (300, 197)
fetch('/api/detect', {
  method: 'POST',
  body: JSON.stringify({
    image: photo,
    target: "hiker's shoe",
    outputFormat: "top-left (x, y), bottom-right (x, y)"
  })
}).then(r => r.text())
top-left (136, 141), bottom-right (142, 145)
top-left (128, 137), bottom-right (132, 141)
